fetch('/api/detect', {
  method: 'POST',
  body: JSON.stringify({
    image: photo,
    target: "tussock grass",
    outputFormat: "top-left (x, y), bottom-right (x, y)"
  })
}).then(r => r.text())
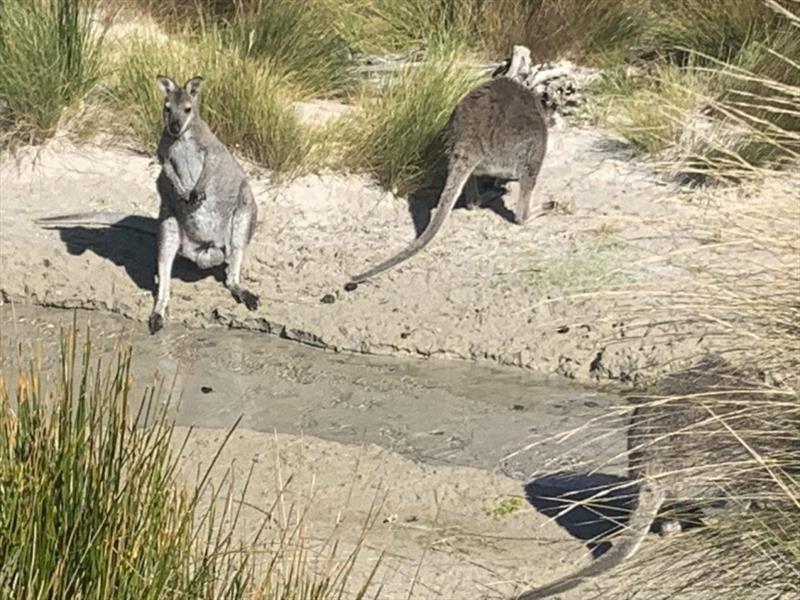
top-left (0, 0), bottom-right (104, 147)
top-left (220, 0), bottom-right (355, 97)
top-left (106, 37), bottom-right (310, 174)
top-left (479, 0), bottom-right (647, 62)
top-left (337, 56), bottom-right (480, 194)
top-left (593, 0), bottom-right (800, 177)
top-left (0, 327), bottom-right (253, 597)
top-left (324, 0), bottom-right (480, 56)
top-left (645, 0), bottom-right (793, 65)
top-left (0, 323), bottom-right (381, 599)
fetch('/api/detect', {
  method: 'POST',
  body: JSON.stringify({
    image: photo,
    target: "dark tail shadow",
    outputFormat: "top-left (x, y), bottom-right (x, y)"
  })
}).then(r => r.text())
top-left (525, 472), bottom-right (637, 558)
top-left (407, 173), bottom-right (517, 237)
top-left (44, 216), bottom-right (224, 295)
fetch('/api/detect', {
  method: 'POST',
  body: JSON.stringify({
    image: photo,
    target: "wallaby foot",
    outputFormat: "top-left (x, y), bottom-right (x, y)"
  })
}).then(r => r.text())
top-left (148, 312), bottom-right (165, 334)
top-left (658, 519), bottom-right (682, 537)
top-left (465, 177), bottom-right (506, 210)
top-left (229, 285), bottom-right (260, 311)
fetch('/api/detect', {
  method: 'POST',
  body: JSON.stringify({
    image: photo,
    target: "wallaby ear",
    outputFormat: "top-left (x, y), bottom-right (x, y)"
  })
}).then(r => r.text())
top-left (156, 75), bottom-right (177, 96)
top-left (491, 59), bottom-right (511, 78)
top-left (185, 76), bottom-right (204, 98)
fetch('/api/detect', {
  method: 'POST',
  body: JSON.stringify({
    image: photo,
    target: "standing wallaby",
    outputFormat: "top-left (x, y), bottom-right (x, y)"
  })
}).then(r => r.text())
top-left (347, 75), bottom-right (549, 286)
top-left (149, 74), bottom-right (260, 334)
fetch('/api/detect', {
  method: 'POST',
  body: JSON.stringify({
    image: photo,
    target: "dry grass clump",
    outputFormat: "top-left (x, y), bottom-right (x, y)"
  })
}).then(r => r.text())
top-left (105, 35), bottom-right (311, 175)
top-left (0, 0), bottom-right (104, 148)
top-left (335, 54), bottom-right (480, 194)
top-left (0, 324), bottom-right (381, 599)
top-left (219, 0), bottom-right (355, 97)
top-left (591, 0), bottom-right (799, 177)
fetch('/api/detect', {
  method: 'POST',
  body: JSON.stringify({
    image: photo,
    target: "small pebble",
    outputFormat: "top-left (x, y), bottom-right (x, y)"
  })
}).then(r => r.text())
top-left (320, 293), bottom-right (335, 304)
top-left (557, 325), bottom-right (570, 333)
top-left (511, 404), bottom-right (525, 411)
top-left (344, 282), bottom-right (358, 292)
top-left (201, 386), bottom-right (213, 394)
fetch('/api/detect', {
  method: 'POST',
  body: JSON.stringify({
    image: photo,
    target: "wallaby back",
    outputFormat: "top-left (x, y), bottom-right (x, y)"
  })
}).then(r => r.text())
top-left (349, 76), bottom-right (547, 285)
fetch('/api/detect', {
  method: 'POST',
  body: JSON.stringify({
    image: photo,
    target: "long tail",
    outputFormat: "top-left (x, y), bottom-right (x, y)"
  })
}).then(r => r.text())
top-left (348, 162), bottom-right (476, 285)
top-left (516, 480), bottom-right (665, 600)
top-left (35, 212), bottom-right (157, 236)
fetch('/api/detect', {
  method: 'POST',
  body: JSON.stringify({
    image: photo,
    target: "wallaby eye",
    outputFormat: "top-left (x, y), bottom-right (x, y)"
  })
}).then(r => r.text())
top-left (184, 107), bottom-right (191, 114)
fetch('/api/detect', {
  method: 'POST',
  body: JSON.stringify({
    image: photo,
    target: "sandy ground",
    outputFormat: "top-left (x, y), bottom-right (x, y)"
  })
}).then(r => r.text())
top-left (0, 305), bottom-right (638, 600)
top-left (3, 113), bottom-right (790, 598)
top-left (0, 124), bottom-right (721, 385)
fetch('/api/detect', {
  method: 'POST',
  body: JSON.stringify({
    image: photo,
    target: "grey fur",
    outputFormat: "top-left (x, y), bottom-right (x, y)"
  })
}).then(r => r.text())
top-left (517, 356), bottom-right (788, 599)
top-left (150, 75), bottom-right (260, 334)
top-left (348, 75), bottom-right (549, 285)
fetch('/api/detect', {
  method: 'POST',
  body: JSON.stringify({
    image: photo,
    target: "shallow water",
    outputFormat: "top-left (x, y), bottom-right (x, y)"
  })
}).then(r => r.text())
top-left (0, 303), bottom-right (627, 479)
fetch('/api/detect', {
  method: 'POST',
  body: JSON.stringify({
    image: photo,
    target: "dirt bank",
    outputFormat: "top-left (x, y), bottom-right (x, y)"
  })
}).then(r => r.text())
top-left (0, 125), bottom-right (720, 384)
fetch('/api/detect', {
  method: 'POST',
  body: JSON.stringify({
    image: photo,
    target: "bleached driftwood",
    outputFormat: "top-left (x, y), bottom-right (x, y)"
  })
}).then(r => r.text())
top-left (499, 45), bottom-right (588, 127)
top-left (354, 45), bottom-right (596, 126)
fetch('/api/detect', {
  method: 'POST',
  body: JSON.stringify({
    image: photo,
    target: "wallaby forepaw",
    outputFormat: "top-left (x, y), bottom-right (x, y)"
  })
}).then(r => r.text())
top-left (233, 289), bottom-right (260, 311)
top-left (188, 189), bottom-right (206, 206)
top-left (148, 312), bottom-right (164, 334)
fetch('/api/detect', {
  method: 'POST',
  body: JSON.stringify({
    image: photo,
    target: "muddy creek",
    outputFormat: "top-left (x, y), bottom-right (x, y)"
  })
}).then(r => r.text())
top-left (0, 304), bottom-right (626, 479)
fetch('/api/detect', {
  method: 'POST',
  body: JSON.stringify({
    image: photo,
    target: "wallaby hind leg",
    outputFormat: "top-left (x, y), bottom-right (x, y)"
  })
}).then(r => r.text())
top-left (150, 215), bottom-right (180, 334)
top-left (464, 176), bottom-right (481, 210)
top-left (514, 149), bottom-right (546, 225)
top-left (465, 176), bottom-right (505, 210)
top-left (225, 203), bottom-right (259, 311)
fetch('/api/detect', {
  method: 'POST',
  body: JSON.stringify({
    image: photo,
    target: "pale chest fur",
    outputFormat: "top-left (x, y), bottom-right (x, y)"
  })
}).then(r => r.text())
top-left (167, 135), bottom-right (204, 192)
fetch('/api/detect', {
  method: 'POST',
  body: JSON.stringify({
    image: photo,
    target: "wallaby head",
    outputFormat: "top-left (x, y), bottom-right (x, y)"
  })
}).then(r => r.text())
top-left (156, 75), bottom-right (204, 138)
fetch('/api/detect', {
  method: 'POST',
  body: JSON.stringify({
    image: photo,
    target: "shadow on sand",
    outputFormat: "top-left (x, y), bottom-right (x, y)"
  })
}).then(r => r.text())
top-left (525, 471), bottom-right (637, 559)
top-left (407, 174), bottom-right (517, 237)
top-left (42, 216), bottom-right (224, 295)
top-left (526, 471), bottom-right (710, 559)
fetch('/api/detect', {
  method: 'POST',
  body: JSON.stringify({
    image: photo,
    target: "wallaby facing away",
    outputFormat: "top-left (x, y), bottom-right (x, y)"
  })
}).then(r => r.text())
top-left (517, 356), bottom-right (784, 599)
top-left (348, 75), bottom-right (548, 286)
top-left (149, 75), bottom-right (259, 333)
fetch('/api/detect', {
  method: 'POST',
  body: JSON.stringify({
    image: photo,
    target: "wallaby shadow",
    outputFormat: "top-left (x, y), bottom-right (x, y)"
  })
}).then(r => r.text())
top-left (525, 472), bottom-right (637, 559)
top-left (46, 216), bottom-right (224, 295)
top-left (407, 173), bottom-right (516, 237)
top-left (526, 471), bottom-right (711, 559)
